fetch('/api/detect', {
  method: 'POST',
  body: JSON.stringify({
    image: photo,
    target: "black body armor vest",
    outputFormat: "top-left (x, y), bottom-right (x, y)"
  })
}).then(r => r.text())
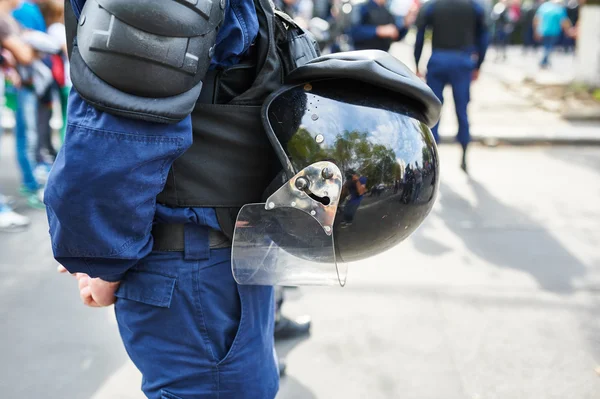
top-left (157, 1), bottom-right (318, 238)
top-left (430, 0), bottom-right (476, 51)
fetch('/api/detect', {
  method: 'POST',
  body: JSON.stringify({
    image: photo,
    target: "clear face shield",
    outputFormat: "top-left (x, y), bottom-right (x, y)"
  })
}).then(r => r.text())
top-left (232, 161), bottom-right (348, 287)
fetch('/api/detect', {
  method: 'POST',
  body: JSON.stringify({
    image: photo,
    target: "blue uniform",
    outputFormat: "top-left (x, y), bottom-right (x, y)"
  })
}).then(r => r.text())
top-left (45, 1), bottom-right (278, 398)
top-left (414, 0), bottom-right (488, 147)
top-left (350, 0), bottom-right (408, 52)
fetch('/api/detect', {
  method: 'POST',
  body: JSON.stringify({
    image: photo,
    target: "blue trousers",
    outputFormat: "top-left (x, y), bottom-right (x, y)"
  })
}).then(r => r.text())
top-left (15, 87), bottom-right (39, 191)
top-left (114, 223), bottom-right (278, 399)
top-left (541, 35), bottom-right (560, 67)
top-left (426, 50), bottom-right (474, 148)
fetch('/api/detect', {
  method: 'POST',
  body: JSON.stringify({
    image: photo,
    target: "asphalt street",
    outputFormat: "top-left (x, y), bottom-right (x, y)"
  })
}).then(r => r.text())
top-left (1, 142), bottom-right (600, 398)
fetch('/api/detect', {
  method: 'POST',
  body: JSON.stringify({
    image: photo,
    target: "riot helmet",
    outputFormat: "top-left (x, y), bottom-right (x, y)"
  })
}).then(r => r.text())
top-left (232, 50), bottom-right (442, 287)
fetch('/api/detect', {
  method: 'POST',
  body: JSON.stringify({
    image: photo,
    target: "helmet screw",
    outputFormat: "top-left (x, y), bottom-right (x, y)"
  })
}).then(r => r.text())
top-left (315, 134), bottom-right (324, 144)
top-left (321, 168), bottom-right (333, 179)
top-left (295, 177), bottom-right (309, 190)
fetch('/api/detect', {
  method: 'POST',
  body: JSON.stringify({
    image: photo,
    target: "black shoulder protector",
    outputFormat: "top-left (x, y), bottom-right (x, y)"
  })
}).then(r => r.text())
top-left (71, 0), bottom-right (225, 123)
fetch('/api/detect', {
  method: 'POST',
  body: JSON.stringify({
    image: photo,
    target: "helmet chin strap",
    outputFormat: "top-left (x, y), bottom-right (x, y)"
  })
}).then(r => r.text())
top-left (265, 161), bottom-right (342, 236)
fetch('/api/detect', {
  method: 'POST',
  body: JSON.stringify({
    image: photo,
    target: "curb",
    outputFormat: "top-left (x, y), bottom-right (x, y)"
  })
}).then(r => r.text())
top-left (439, 136), bottom-right (600, 146)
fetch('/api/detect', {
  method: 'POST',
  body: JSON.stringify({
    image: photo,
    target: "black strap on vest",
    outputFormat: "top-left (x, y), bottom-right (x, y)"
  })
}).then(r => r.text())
top-left (157, 0), bottom-right (316, 241)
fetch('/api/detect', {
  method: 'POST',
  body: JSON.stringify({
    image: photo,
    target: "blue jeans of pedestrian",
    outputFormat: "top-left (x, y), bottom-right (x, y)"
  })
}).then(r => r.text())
top-left (114, 223), bottom-right (279, 399)
top-left (427, 50), bottom-right (474, 148)
top-left (343, 198), bottom-right (362, 223)
top-left (541, 35), bottom-right (560, 67)
top-left (15, 87), bottom-right (39, 191)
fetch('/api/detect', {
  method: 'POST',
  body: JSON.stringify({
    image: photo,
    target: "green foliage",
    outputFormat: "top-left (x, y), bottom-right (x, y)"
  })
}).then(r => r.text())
top-left (287, 129), bottom-right (401, 189)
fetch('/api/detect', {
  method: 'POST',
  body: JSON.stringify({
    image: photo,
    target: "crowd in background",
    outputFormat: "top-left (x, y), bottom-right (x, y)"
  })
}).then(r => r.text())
top-left (277, 0), bottom-right (581, 65)
top-left (490, 0), bottom-right (579, 66)
top-left (0, 0), bottom-right (68, 230)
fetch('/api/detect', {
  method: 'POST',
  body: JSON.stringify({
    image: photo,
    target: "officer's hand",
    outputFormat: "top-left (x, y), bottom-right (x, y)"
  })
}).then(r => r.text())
top-left (376, 24), bottom-right (399, 39)
top-left (79, 276), bottom-right (120, 307)
top-left (59, 266), bottom-right (119, 307)
top-left (472, 69), bottom-right (480, 82)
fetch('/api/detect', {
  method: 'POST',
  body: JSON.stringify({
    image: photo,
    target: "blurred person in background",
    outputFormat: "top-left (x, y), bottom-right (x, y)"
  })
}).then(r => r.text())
top-left (350, 0), bottom-right (414, 52)
top-left (490, 0), bottom-right (520, 62)
top-left (13, 0), bottom-right (58, 182)
top-left (0, 47), bottom-right (28, 230)
top-left (414, 0), bottom-right (489, 173)
top-left (534, 0), bottom-right (574, 68)
top-left (560, 0), bottom-right (579, 53)
top-left (0, 0), bottom-right (34, 229)
top-left (313, 0), bottom-right (333, 20)
top-left (9, 0), bottom-right (47, 205)
top-left (521, 0), bottom-right (542, 53)
top-left (0, 0), bottom-right (44, 210)
top-left (40, 0), bottom-right (69, 143)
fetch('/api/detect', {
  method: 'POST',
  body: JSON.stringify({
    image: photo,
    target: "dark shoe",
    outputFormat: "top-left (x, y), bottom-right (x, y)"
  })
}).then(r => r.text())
top-left (278, 358), bottom-right (287, 377)
top-left (274, 315), bottom-right (311, 340)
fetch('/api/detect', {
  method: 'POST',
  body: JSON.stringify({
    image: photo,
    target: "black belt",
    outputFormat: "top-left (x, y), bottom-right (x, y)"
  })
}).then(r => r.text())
top-left (152, 223), bottom-right (231, 252)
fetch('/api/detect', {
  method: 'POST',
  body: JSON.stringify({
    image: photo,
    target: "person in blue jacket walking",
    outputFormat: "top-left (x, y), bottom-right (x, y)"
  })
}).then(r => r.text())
top-left (414, 0), bottom-right (489, 173)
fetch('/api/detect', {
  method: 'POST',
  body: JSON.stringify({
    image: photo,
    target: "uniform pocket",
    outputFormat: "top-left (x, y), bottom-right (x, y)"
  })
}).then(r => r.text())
top-left (194, 248), bottom-right (244, 364)
top-left (115, 270), bottom-right (176, 308)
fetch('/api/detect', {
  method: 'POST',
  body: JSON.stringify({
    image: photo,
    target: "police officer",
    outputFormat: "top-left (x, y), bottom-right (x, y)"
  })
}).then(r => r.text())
top-left (47, 0), bottom-right (319, 397)
top-left (47, 2), bottom-right (441, 399)
top-left (350, 0), bottom-right (411, 52)
top-left (414, 0), bottom-right (489, 173)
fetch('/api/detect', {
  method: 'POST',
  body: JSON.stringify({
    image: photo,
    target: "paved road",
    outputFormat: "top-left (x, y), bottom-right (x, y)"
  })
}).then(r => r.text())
top-left (1, 142), bottom-right (600, 398)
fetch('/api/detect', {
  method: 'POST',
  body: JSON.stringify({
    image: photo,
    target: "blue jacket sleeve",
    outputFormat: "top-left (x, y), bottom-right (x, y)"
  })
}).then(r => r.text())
top-left (473, 1), bottom-right (489, 69)
top-left (395, 16), bottom-right (409, 41)
top-left (414, 3), bottom-right (433, 69)
top-left (45, 90), bottom-right (192, 281)
top-left (414, 27), bottom-right (426, 68)
top-left (350, 25), bottom-right (378, 42)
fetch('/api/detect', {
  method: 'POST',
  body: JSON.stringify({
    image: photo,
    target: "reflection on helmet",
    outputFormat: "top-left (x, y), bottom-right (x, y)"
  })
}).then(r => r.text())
top-left (265, 78), bottom-right (439, 264)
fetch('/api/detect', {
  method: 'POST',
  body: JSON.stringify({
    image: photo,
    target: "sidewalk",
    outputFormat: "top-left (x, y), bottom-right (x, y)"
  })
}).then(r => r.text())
top-left (390, 41), bottom-right (600, 145)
